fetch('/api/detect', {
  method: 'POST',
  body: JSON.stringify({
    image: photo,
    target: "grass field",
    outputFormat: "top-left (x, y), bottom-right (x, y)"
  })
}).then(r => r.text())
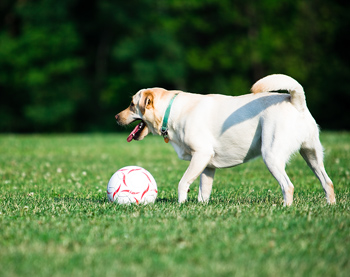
top-left (0, 132), bottom-right (349, 276)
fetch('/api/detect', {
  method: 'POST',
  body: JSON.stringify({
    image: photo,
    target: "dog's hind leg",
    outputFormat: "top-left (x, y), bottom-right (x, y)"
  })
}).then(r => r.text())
top-left (300, 138), bottom-right (336, 204)
top-left (261, 132), bottom-right (295, 206)
top-left (262, 153), bottom-right (295, 206)
top-left (198, 167), bottom-right (216, 203)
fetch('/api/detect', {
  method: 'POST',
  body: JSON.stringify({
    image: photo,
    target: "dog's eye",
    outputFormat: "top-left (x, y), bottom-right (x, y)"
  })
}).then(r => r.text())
top-left (130, 102), bottom-right (134, 107)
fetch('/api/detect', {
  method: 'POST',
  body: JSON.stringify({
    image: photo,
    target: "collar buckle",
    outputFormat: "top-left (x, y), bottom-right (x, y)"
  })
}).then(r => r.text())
top-left (161, 127), bottom-right (168, 138)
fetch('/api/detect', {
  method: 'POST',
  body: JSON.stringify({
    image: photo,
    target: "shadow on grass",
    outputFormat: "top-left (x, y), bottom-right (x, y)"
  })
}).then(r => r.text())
top-left (210, 195), bottom-right (283, 206)
top-left (52, 194), bottom-right (283, 206)
top-left (53, 196), bottom-right (179, 205)
top-left (155, 197), bottom-right (178, 204)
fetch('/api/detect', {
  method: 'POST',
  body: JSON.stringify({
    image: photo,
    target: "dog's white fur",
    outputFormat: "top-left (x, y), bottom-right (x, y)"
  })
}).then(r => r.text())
top-left (116, 74), bottom-right (335, 205)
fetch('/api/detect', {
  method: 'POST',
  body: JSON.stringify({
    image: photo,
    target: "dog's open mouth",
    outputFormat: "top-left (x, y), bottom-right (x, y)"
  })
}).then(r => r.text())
top-left (127, 120), bottom-right (146, 142)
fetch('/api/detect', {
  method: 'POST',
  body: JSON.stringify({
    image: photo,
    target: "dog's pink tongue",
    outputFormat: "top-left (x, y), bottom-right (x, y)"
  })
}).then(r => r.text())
top-left (127, 124), bottom-right (141, 142)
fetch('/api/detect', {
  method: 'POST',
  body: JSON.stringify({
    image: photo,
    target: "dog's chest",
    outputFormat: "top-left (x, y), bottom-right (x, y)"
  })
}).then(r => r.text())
top-left (170, 141), bottom-right (192, 161)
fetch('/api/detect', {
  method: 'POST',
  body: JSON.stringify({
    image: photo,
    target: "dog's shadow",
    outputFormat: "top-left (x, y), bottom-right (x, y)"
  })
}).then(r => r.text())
top-left (53, 195), bottom-right (282, 207)
top-left (221, 95), bottom-right (289, 135)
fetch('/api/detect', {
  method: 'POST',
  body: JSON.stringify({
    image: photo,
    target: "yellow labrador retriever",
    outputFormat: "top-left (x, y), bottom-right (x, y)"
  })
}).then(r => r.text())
top-left (115, 74), bottom-right (335, 206)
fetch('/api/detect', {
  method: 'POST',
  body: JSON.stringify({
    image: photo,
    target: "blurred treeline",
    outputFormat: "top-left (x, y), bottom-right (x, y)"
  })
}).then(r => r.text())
top-left (1, 0), bottom-right (349, 132)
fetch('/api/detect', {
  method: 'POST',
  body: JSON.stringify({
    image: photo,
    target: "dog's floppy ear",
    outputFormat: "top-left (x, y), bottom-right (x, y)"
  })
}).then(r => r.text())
top-left (145, 92), bottom-right (154, 109)
top-left (140, 90), bottom-right (154, 115)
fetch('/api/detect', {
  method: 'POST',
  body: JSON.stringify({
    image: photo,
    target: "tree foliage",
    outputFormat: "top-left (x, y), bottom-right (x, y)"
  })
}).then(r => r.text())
top-left (0, 0), bottom-right (349, 132)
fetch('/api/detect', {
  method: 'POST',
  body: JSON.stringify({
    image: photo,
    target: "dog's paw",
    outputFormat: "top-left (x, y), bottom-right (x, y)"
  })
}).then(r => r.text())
top-left (178, 194), bottom-right (188, 204)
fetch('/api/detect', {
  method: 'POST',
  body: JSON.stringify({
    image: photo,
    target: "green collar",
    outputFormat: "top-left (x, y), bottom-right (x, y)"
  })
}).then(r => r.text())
top-left (160, 94), bottom-right (178, 142)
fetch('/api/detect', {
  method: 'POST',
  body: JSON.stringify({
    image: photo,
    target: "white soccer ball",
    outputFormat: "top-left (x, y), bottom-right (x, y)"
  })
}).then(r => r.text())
top-left (107, 166), bottom-right (158, 204)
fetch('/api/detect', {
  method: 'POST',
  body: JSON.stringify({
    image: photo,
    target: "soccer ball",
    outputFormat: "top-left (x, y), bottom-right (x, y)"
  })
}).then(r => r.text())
top-left (107, 166), bottom-right (158, 204)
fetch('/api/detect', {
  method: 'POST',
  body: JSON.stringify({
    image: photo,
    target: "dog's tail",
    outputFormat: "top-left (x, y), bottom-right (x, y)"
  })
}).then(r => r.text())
top-left (251, 74), bottom-right (306, 112)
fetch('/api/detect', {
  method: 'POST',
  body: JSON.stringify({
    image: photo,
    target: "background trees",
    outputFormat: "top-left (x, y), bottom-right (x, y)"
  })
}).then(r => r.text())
top-left (1, 0), bottom-right (349, 132)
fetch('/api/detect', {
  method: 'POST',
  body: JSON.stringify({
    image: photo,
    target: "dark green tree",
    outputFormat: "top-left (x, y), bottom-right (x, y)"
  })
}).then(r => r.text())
top-left (0, 0), bottom-right (349, 131)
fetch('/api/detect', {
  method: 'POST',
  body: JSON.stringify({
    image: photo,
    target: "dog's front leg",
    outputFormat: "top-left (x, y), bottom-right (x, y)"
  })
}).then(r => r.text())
top-left (178, 152), bottom-right (213, 203)
top-left (198, 167), bottom-right (216, 203)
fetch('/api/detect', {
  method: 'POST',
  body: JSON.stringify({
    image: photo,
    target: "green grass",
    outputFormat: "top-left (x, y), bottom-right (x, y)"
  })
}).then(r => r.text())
top-left (0, 132), bottom-right (349, 277)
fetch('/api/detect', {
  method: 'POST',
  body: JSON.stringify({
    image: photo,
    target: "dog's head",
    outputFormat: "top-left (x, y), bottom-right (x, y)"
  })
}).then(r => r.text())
top-left (115, 88), bottom-right (172, 142)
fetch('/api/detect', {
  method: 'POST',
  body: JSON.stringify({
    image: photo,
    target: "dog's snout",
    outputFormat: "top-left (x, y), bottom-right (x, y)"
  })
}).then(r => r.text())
top-left (115, 111), bottom-right (129, 126)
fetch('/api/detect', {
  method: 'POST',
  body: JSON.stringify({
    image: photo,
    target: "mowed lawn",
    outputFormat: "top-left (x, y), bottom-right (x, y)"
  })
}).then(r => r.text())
top-left (0, 132), bottom-right (349, 277)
